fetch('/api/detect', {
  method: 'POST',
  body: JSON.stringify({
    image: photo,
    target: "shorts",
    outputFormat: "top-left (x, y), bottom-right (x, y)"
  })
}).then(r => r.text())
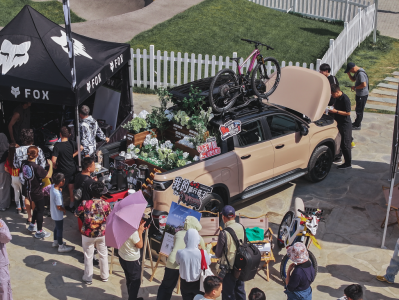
top-left (63, 172), bottom-right (76, 187)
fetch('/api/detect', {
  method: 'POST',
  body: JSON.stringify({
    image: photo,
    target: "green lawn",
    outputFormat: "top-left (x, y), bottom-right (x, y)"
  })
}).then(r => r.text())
top-left (130, 0), bottom-right (343, 65)
top-left (335, 32), bottom-right (399, 114)
top-left (0, 0), bottom-right (85, 27)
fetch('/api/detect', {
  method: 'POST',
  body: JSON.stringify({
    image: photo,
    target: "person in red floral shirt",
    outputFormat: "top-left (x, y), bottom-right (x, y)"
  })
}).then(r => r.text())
top-left (75, 181), bottom-right (110, 285)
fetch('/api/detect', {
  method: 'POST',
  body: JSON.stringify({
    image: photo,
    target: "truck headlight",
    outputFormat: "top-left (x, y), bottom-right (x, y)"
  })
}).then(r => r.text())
top-left (153, 180), bottom-right (173, 191)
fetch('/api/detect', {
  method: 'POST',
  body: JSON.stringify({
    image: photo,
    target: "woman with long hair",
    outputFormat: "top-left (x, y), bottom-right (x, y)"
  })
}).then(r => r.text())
top-left (4, 143), bottom-right (26, 214)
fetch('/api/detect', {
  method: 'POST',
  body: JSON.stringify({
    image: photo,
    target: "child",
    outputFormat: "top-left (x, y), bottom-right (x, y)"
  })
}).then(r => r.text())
top-left (4, 143), bottom-right (26, 214)
top-left (22, 146), bottom-right (53, 239)
top-left (50, 173), bottom-right (74, 253)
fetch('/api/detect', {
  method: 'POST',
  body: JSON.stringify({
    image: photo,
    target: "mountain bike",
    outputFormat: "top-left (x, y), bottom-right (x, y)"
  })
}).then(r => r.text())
top-left (277, 198), bottom-right (323, 282)
top-left (208, 39), bottom-right (281, 113)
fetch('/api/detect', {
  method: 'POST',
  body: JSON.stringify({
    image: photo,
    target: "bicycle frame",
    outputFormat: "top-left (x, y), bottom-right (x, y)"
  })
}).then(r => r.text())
top-left (237, 48), bottom-right (261, 76)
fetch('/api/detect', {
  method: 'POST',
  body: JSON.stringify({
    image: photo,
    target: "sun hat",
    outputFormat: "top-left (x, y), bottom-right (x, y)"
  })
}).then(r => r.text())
top-left (287, 242), bottom-right (309, 264)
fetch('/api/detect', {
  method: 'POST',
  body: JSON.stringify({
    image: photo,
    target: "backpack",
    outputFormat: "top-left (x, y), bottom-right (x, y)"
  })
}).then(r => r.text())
top-left (224, 224), bottom-right (261, 282)
top-left (73, 176), bottom-right (90, 201)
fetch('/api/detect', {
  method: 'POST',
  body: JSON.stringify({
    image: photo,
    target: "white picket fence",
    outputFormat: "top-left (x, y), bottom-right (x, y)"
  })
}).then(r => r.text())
top-left (320, 3), bottom-right (376, 75)
top-left (248, 0), bottom-right (374, 22)
top-left (129, 2), bottom-right (376, 88)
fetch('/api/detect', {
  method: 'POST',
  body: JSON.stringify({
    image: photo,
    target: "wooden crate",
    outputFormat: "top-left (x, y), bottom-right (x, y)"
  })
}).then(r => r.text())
top-left (164, 123), bottom-right (198, 143)
top-left (126, 129), bottom-right (159, 148)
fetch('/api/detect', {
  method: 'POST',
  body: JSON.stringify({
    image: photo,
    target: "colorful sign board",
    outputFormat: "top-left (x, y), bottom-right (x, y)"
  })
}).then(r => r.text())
top-left (219, 120), bottom-right (242, 141)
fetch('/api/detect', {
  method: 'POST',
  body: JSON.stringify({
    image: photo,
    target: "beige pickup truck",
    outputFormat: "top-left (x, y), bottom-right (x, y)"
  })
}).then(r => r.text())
top-left (151, 67), bottom-right (339, 219)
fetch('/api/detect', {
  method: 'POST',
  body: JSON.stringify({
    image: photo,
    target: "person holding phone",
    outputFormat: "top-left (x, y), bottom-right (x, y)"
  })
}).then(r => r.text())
top-left (118, 217), bottom-right (149, 300)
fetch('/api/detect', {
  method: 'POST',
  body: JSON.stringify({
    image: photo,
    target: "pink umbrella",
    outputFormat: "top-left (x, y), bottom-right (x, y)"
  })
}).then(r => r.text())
top-left (105, 191), bottom-right (148, 249)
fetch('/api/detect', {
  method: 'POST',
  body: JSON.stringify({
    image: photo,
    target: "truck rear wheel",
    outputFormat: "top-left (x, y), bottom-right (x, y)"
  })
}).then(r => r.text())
top-left (305, 145), bottom-right (333, 183)
top-left (199, 193), bottom-right (224, 214)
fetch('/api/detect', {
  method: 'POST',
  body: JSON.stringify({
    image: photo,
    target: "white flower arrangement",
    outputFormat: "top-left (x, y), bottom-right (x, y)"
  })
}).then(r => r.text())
top-left (193, 155), bottom-right (200, 161)
top-left (186, 161), bottom-right (192, 165)
top-left (178, 136), bottom-right (195, 149)
top-left (137, 110), bottom-right (149, 119)
top-left (183, 152), bottom-right (189, 159)
top-left (164, 109), bottom-right (174, 121)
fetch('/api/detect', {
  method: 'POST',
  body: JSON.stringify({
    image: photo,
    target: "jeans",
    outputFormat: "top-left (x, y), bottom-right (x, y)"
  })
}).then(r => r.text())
top-left (81, 235), bottom-right (109, 282)
top-left (222, 272), bottom-right (246, 300)
top-left (54, 220), bottom-right (63, 245)
top-left (119, 257), bottom-right (141, 300)
top-left (11, 176), bottom-right (25, 209)
top-left (385, 238), bottom-right (399, 282)
top-left (157, 267), bottom-right (180, 300)
top-left (337, 123), bottom-right (352, 166)
top-left (285, 286), bottom-right (312, 300)
top-left (180, 279), bottom-right (201, 300)
top-left (31, 197), bottom-right (44, 231)
top-left (354, 95), bottom-right (368, 127)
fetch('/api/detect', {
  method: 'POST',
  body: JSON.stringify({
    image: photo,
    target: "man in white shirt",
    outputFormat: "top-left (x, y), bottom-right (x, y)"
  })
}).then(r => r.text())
top-left (118, 218), bottom-right (147, 300)
top-left (194, 276), bottom-right (222, 300)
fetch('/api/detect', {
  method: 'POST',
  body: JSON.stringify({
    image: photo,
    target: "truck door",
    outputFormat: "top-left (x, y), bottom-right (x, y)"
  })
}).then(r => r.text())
top-left (233, 118), bottom-right (275, 192)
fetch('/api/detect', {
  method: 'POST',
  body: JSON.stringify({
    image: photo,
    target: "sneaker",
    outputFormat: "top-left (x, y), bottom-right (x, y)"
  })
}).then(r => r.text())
top-left (82, 278), bottom-right (92, 285)
top-left (0, 208), bottom-right (6, 212)
top-left (352, 125), bottom-right (361, 130)
top-left (351, 141), bottom-right (356, 148)
top-left (16, 209), bottom-right (21, 214)
top-left (58, 243), bottom-right (75, 253)
top-left (376, 275), bottom-right (393, 284)
top-left (52, 241), bottom-right (59, 248)
top-left (22, 209), bottom-right (27, 214)
top-left (337, 164), bottom-right (352, 170)
top-left (34, 230), bottom-right (51, 239)
top-left (27, 223), bottom-right (37, 232)
top-left (101, 278), bottom-right (109, 282)
top-left (333, 157), bottom-right (343, 164)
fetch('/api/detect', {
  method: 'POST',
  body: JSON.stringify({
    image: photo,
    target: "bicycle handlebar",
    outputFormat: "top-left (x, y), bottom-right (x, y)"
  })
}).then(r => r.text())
top-left (241, 38), bottom-right (274, 50)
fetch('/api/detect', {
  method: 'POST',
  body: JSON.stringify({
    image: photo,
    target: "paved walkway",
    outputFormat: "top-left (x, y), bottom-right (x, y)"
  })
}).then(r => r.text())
top-left (366, 71), bottom-right (399, 112)
top-left (3, 111), bottom-right (399, 300)
top-left (377, 0), bottom-right (399, 39)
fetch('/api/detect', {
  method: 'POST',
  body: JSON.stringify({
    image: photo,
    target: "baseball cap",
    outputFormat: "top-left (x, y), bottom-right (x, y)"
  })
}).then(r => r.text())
top-left (344, 62), bottom-right (355, 73)
top-left (222, 205), bottom-right (235, 217)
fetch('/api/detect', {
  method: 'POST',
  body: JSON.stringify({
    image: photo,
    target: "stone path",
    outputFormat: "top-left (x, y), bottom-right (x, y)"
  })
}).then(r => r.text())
top-left (377, 0), bottom-right (399, 39)
top-left (3, 112), bottom-right (399, 300)
top-left (366, 71), bottom-right (399, 112)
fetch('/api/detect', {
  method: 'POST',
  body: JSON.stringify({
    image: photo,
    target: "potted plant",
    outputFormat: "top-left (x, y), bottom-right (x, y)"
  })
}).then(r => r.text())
top-left (122, 114), bottom-right (150, 147)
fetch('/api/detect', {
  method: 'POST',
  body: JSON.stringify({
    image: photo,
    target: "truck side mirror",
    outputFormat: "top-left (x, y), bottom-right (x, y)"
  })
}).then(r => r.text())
top-left (300, 124), bottom-right (309, 136)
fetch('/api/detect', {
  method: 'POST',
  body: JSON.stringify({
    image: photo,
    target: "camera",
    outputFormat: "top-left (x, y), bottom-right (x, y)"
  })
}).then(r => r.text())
top-left (218, 264), bottom-right (228, 279)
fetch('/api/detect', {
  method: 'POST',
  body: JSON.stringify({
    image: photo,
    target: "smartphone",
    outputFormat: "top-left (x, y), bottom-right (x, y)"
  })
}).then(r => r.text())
top-left (144, 218), bottom-right (151, 228)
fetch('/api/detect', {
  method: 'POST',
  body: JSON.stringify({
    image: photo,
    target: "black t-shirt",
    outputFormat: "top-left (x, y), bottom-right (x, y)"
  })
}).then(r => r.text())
top-left (52, 140), bottom-right (77, 175)
top-left (74, 173), bottom-right (96, 201)
top-left (327, 75), bottom-right (339, 106)
top-left (20, 160), bottom-right (47, 200)
top-left (333, 93), bottom-right (351, 125)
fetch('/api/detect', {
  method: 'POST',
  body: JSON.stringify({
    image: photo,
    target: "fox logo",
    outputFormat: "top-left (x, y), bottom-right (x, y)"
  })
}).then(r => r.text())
top-left (51, 30), bottom-right (92, 59)
top-left (0, 40), bottom-right (31, 75)
top-left (110, 61), bottom-right (114, 72)
top-left (11, 86), bottom-right (20, 98)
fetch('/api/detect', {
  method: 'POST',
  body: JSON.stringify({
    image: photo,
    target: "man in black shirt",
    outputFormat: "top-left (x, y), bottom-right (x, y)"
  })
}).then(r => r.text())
top-left (328, 84), bottom-right (352, 169)
top-left (74, 157), bottom-right (96, 206)
top-left (52, 126), bottom-right (80, 211)
top-left (319, 63), bottom-right (339, 106)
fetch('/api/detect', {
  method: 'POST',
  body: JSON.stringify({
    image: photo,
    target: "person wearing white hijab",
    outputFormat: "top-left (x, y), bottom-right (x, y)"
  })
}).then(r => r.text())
top-left (0, 134), bottom-right (11, 211)
top-left (176, 228), bottom-right (211, 300)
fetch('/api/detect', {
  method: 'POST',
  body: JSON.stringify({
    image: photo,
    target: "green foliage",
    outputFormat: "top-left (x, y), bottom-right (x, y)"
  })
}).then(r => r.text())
top-left (146, 88), bottom-right (172, 140)
top-left (130, 0), bottom-right (343, 65)
top-left (176, 160), bottom-right (187, 168)
top-left (0, 0), bottom-right (85, 27)
top-left (122, 117), bottom-right (147, 134)
top-left (172, 86), bottom-right (206, 117)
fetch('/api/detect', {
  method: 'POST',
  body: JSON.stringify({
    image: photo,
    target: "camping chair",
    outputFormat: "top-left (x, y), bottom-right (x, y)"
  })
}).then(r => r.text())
top-left (381, 184), bottom-right (399, 228)
top-left (238, 213), bottom-right (275, 281)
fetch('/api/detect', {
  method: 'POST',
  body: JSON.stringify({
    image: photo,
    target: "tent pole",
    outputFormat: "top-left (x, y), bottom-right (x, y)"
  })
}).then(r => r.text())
top-left (76, 103), bottom-right (82, 171)
top-left (381, 176), bottom-right (396, 248)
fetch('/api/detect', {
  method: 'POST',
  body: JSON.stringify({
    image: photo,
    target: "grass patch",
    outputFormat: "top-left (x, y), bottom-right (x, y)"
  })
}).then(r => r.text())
top-left (0, 0), bottom-right (85, 27)
top-left (335, 32), bottom-right (399, 114)
top-left (133, 86), bottom-right (157, 94)
top-left (130, 0), bottom-right (343, 65)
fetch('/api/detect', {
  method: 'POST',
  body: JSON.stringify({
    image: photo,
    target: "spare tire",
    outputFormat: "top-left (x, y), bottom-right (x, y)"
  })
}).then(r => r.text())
top-left (199, 193), bottom-right (224, 214)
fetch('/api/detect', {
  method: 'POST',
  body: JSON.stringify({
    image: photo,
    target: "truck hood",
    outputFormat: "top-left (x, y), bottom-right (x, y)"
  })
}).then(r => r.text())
top-left (267, 66), bottom-right (331, 122)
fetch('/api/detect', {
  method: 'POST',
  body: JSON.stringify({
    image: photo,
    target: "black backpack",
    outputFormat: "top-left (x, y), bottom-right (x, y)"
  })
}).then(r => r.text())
top-left (224, 224), bottom-right (261, 281)
top-left (73, 176), bottom-right (90, 201)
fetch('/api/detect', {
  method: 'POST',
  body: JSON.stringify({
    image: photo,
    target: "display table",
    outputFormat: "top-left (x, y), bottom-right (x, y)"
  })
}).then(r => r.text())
top-left (77, 190), bottom-right (129, 232)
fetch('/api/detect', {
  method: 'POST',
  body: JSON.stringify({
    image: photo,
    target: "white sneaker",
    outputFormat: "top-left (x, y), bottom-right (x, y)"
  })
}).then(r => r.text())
top-left (52, 241), bottom-right (59, 248)
top-left (58, 243), bottom-right (75, 253)
top-left (34, 230), bottom-right (51, 239)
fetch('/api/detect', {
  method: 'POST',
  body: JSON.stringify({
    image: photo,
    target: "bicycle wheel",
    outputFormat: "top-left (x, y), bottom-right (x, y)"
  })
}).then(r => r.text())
top-left (209, 68), bottom-right (240, 113)
top-left (277, 211), bottom-right (294, 248)
top-left (251, 57), bottom-right (281, 99)
top-left (280, 249), bottom-right (318, 282)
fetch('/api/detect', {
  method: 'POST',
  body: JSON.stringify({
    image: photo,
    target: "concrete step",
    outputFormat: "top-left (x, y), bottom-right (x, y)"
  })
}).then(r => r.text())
top-left (370, 89), bottom-right (397, 97)
top-left (368, 96), bottom-right (397, 104)
top-left (385, 77), bottom-right (399, 83)
top-left (365, 104), bottom-right (396, 112)
top-left (393, 71), bottom-right (399, 76)
top-left (378, 83), bottom-right (398, 90)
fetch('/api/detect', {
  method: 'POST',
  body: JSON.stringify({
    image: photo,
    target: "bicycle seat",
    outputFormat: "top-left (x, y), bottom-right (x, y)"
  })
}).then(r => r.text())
top-left (232, 57), bottom-right (241, 63)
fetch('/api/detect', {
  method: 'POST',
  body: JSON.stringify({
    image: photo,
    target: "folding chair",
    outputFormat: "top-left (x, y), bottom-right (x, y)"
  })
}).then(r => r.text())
top-left (381, 184), bottom-right (399, 228)
top-left (238, 213), bottom-right (275, 281)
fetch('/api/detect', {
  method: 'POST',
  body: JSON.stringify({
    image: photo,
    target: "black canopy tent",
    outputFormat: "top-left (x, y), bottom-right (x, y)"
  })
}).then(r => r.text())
top-left (0, 6), bottom-right (132, 148)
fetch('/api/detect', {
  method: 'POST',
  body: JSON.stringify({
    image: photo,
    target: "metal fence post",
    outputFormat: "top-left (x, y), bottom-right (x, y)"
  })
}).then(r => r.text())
top-left (373, 0), bottom-right (378, 43)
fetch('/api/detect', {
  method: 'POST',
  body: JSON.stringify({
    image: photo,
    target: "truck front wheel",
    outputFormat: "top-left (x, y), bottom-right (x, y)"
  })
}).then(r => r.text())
top-left (305, 145), bottom-right (333, 183)
top-left (199, 193), bottom-right (224, 214)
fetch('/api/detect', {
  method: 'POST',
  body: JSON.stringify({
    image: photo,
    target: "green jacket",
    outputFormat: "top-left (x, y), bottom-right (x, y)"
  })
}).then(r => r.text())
top-left (166, 216), bottom-right (206, 269)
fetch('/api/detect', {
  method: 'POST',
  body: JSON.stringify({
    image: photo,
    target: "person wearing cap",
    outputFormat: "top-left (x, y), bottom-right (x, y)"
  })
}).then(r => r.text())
top-left (345, 62), bottom-right (369, 130)
top-left (74, 181), bottom-right (111, 285)
top-left (214, 205), bottom-right (246, 300)
top-left (284, 242), bottom-right (315, 300)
